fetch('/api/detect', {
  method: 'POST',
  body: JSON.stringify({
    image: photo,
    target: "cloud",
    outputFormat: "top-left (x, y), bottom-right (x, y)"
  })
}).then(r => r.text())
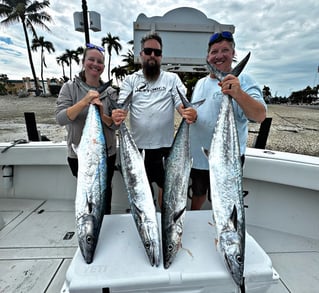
top-left (0, 0), bottom-right (318, 96)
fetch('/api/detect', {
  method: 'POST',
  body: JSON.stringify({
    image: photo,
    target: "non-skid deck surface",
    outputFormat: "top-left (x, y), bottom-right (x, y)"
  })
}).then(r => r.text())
top-left (0, 198), bottom-right (77, 292)
top-left (1, 198), bottom-right (318, 292)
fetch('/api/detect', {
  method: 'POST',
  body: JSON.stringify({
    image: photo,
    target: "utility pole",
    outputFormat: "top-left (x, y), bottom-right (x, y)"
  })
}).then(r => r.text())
top-left (82, 0), bottom-right (90, 44)
top-left (74, 2), bottom-right (101, 43)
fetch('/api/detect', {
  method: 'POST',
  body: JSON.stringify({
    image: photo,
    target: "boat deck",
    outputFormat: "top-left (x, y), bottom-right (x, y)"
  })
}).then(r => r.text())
top-left (0, 198), bottom-right (318, 293)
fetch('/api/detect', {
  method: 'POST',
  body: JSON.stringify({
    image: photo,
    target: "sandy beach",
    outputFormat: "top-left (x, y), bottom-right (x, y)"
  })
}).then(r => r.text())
top-left (0, 94), bottom-right (318, 156)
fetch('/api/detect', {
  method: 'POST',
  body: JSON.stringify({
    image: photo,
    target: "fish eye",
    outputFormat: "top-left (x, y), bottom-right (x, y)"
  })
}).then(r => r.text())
top-left (86, 235), bottom-right (93, 245)
top-left (145, 242), bottom-right (151, 249)
top-left (236, 255), bottom-right (243, 263)
top-left (168, 244), bottom-right (174, 251)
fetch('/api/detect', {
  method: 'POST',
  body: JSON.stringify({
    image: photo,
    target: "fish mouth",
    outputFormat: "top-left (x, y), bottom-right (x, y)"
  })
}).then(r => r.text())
top-left (147, 245), bottom-right (160, 267)
top-left (224, 253), bottom-right (232, 272)
top-left (224, 252), bottom-right (244, 287)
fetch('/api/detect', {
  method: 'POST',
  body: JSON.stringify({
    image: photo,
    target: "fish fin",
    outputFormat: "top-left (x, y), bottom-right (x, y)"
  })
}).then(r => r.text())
top-left (121, 92), bottom-right (133, 110)
top-left (141, 149), bottom-right (145, 161)
top-left (173, 207), bottom-right (186, 223)
top-left (192, 99), bottom-right (206, 108)
top-left (230, 205), bottom-right (238, 231)
top-left (109, 91), bottom-right (132, 110)
top-left (176, 86), bottom-right (205, 109)
top-left (131, 202), bottom-right (144, 222)
top-left (202, 147), bottom-right (209, 158)
top-left (72, 143), bottom-right (78, 155)
top-left (97, 79), bottom-right (112, 94)
top-left (176, 86), bottom-right (191, 108)
top-left (109, 98), bottom-right (118, 110)
top-left (231, 52), bottom-right (251, 77)
top-left (162, 155), bottom-right (166, 170)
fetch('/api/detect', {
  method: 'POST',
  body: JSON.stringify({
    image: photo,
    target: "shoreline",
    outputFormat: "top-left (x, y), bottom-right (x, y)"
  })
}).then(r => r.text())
top-left (0, 94), bottom-right (318, 157)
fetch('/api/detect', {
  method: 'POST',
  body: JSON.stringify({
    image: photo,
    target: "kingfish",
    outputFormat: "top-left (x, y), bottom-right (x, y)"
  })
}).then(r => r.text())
top-left (205, 53), bottom-right (250, 292)
top-left (74, 80), bottom-right (112, 264)
top-left (116, 94), bottom-right (161, 267)
top-left (75, 103), bottom-right (107, 264)
top-left (162, 88), bottom-right (204, 269)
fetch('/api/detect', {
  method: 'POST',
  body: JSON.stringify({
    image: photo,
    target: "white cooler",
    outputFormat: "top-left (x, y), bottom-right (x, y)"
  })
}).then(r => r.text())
top-left (62, 211), bottom-right (279, 293)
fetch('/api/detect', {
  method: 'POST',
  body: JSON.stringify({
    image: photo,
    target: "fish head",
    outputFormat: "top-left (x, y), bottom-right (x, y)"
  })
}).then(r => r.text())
top-left (219, 230), bottom-right (245, 287)
top-left (139, 221), bottom-right (161, 267)
top-left (162, 223), bottom-right (183, 269)
top-left (77, 214), bottom-right (100, 264)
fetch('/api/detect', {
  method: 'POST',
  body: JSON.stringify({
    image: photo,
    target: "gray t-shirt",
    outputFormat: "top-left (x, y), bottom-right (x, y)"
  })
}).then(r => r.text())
top-left (56, 78), bottom-right (118, 158)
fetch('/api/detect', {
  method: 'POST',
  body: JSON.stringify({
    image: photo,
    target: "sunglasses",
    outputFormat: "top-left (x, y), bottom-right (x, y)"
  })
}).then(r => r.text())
top-left (86, 43), bottom-right (105, 52)
top-left (209, 31), bottom-right (233, 45)
top-left (143, 47), bottom-right (162, 57)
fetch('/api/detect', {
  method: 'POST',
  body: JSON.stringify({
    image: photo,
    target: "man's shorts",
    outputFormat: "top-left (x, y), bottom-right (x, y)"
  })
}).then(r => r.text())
top-left (139, 147), bottom-right (170, 189)
top-left (190, 168), bottom-right (210, 197)
top-left (190, 155), bottom-right (245, 197)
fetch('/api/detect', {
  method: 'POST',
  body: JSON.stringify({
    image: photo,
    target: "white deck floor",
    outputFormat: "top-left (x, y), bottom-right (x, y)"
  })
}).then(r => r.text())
top-left (0, 198), bottom-right (318, 293)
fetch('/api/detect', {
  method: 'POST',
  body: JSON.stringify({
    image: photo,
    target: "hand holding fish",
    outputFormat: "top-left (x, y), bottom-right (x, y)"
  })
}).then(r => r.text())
top-left (111, 109), bottom-right (128, 125)
top-left (83, 90), bottom-right (103, 107)
top-left (66, 90), bottom-right (102, 121)
top-left (178, 104), bottom-right (198, 124)
top-left (218, 74), bottom-right (241, 97)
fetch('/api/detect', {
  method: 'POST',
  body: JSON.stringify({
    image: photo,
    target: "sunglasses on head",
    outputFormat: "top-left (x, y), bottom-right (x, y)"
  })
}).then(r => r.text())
top-left (209, 31), bottom-right (233, 45)
top-left (86, 43), bottom-right (105, 52)
top-left (143, 47), bottom-right (162, 57)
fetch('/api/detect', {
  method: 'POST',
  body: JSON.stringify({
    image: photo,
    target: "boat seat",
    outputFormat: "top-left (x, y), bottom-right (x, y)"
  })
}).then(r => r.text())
top-left (252, 117), bottom-right (272, 149)
top-left (24, 112), bottom-right (50, 141)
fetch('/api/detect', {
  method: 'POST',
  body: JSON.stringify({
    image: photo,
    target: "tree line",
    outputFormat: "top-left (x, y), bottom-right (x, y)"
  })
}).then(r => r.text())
top-left (262, 85), bottom-right (319, 105)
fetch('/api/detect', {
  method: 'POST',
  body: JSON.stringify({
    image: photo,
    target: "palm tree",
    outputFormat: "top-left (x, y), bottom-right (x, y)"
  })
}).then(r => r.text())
top-left (121, 49), bottom-right (140, 74)
top-left (63, 48), bottom-right (82, 80)
top-left (121, 40), bottom-right (140, 75)
top-left (31, 36), bottom-right (55, 95)
top-left (0, 0), bottom-right (52, 96)
top-left (56, 54), bottom-right (70, 81)
top-left (111, 65), bottom-right (127, 85)
top-left (101, 32), bottom-right (122, 80)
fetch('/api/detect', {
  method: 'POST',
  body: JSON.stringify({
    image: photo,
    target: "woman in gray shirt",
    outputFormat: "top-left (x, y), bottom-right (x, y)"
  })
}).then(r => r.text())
top-left (56, 44), bottom-right (117, 214)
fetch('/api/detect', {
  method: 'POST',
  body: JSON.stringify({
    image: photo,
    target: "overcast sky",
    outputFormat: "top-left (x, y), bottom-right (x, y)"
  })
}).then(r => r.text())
top-left (0, 0), bottom-right (318, 97)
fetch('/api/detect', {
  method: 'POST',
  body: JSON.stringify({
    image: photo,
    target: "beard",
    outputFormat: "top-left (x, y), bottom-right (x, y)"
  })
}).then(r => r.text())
top-left (143, 58), bottom-right (160, 81)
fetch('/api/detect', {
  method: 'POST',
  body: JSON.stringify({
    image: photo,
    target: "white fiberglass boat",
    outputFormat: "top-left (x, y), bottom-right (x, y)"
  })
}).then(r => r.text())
top-left (0, 141), bottom-right (318, 292)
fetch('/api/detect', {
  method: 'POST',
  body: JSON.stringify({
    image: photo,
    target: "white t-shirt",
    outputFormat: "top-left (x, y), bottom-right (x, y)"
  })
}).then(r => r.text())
top-left (119, 69), bottom-right (186, 149)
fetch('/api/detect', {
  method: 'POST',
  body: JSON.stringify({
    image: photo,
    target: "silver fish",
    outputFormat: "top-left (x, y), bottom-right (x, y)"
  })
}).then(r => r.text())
top-left (205, 53), bottom-right (250, 292)
top-left (117, 96), bottom-right (160, 267)
top-left (161, 89), bottom-right (191, 269)
top-left (162, 88), bottom-right (205, 269)
top-left (75, 104), bottom-right (107, 264)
